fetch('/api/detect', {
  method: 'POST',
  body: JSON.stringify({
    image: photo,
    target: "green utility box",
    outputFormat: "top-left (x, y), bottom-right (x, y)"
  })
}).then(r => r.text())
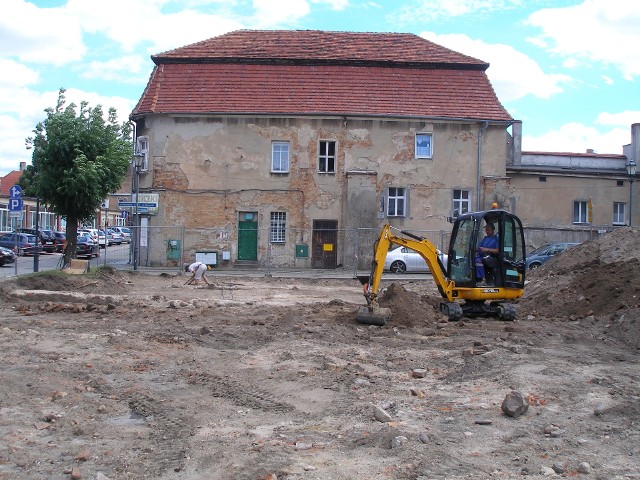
top-left (295, 244), bottom-right (309, 258)
top-left (166, 239), bottom-right (180, 260)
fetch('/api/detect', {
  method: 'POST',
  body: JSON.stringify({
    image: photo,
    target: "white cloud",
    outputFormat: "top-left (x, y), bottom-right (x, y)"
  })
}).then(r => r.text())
top-left (526, 0), bottom-right (640, 80)
top-left (251, 0), bottom-right (310, 27)
top-left (310, 0), bottom-right (349, 10)
top-left (0, 0), bottom-right (86, 65)
top-left (601, 75), bottom-right (614, 86)
top-left (0, 60), bottom-right (39, 87)
top-left (394, 0), bottom-right (523, 23)
top-left (419, 32), bottom-right (573, 102)
top-left (0, 87), bottom-right (137, 177)
top-left (597, 111), bottom-right (640, 127)
top-left (522, 122), bottom-right (630, 154)
top-left (79, 55), bottom-right (155, 85)
top-left (64, 0), bottom-right (244, 54)
top-left (0, 114), bottom-right (33, 175)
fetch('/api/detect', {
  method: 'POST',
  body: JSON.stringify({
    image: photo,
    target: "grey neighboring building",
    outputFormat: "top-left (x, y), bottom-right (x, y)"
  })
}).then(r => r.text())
top-left (507, 122), bottom-right (639, 248)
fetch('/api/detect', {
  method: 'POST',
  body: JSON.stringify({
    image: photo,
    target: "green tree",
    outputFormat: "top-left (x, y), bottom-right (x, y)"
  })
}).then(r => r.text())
top-left (22, 88), bottom-right (132, 265)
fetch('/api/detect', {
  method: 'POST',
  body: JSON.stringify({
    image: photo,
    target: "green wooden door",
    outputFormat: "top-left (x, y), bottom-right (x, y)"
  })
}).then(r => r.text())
top-left (238, 221), bottom-right (258, 260)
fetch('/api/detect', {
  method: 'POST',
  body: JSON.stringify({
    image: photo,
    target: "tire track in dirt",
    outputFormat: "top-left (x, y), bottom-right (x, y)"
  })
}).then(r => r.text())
top-left (126, 391), bottom-right (192, 477)
top-left (186, 371), bottom-right (294, 412)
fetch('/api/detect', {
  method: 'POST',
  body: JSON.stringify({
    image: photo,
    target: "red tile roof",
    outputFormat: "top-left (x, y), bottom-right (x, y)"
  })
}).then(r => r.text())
top-left (153, 30), bottom-right (488, 68)
top-left (0, 170), bottom-right (22, 196)
top-left (132, 30), bottom-right (511, 122)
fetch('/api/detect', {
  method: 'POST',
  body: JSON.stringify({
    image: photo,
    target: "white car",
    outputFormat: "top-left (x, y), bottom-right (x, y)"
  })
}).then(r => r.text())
top-left (97, 230), bottom-right (107, 248)
top-left (78, 228), bottom-right (99, 245)
top-left (384, 246), bottom-right (448, 273)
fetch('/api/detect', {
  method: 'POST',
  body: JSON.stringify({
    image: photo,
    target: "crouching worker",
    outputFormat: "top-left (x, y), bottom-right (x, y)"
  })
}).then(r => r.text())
top-left (186, 261), bottom-right (210, 286)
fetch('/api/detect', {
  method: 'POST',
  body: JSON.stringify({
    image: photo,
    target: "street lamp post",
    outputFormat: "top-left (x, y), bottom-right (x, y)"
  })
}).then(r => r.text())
top-left (627, 158), bottom-right (636, 227)
top-left (132, 154), bottom-right (145, 271)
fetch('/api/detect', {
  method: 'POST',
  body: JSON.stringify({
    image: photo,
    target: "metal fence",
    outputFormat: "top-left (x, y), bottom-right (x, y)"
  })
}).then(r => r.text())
top-left (120, 223), bottom-right (611, 272)
top-left (1, 222), bottom-right (616, 278)
top-left (116, 225), bottom-right (452, 274)
top-left (522, 225), bottom-right (610, 250)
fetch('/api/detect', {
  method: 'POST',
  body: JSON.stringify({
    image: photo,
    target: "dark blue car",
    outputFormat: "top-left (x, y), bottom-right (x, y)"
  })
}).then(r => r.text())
top-left (76, 235), bottom-right (100, 258)
top-left (526, 242), bottom-right (580, 270)
top-left (0, 246), bottom-right (17, 266)
top-left (0, 233), bottom-right (41, 256)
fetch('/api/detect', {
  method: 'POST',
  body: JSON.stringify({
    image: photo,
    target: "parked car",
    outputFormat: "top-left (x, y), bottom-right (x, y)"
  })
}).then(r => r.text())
top-left (106, 228), bottom-right (124, 245)
top-left (0, 233), bottom-right (41, 256)
top-left (17, 228), bottom-right (56, 253)
top-left (0, 246), bottom-right (17, 266)
top-left (110, 227), bottom-right (131, 244)
top-left (76, 235), bottom-right (100, 258)
top-left (78, 228), bottom-right (99, 244)
top-left (51, 231), bottom-right (66, 252)
top-left (526, 242), bottom-right (580, 270)
top-left (384, 245), bottom-right (448, 273)
top-left (97, 230), bottom-right (107, 248)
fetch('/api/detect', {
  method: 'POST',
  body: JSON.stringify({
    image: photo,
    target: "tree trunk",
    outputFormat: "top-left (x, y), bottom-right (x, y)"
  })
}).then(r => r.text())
top-left (63, 219), bottom-right (79, 267)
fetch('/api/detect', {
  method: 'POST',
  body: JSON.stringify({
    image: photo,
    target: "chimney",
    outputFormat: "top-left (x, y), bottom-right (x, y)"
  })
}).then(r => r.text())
top-left (633, 123), bottom-right (640, 164)
top-left (19, 162), bottom-right (26, 171)
top-left (511, 120), bottom-right (522, 166)
top-left (586, 149), bottom-right (594, 154)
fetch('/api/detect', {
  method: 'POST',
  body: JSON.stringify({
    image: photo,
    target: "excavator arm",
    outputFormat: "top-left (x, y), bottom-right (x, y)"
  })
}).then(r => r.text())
top-left (358, 224), bottom-right (455, 325)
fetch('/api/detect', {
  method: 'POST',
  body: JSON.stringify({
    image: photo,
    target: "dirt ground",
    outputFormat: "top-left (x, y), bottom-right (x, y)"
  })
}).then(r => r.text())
top-left (0, 228), bottom-right (638, 480)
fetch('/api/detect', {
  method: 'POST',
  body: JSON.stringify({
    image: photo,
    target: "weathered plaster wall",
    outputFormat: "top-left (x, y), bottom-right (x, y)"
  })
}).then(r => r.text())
top-left (138, 115), bottom-right (510, 267)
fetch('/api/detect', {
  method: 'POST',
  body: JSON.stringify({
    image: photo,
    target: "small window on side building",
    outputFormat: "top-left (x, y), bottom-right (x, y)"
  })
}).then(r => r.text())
top-left (573, 201), bottom-right (588, 224)
top-left (613, 202), bottom-right (626, 225)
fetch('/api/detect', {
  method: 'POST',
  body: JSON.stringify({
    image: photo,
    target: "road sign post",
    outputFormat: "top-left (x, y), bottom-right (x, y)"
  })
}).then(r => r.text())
top-left (9, 185), bottom-right (23, 275)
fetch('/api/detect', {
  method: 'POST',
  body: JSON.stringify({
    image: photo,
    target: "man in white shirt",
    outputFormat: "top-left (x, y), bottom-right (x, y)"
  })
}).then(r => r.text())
top-left (186, 261), bottom-right (210, 286)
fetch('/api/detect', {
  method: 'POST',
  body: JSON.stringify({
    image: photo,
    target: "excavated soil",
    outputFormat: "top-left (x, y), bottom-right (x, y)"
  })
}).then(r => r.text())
top-left (0, 230), bottom-right (638, 480)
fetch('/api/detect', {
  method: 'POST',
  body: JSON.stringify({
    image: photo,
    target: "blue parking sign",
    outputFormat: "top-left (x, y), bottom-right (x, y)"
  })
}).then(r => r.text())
top-left (9, 197), bottom-right (23, 212)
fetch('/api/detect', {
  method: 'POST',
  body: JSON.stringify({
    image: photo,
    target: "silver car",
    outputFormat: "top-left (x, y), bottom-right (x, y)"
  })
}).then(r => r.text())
top-left (110, 227), bottom-right (131, 244)
top-left (384, 246), bottom-right (448, 273)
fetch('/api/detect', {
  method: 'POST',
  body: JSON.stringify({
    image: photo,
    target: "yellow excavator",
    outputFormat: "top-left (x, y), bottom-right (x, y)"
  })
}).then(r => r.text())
top-left (357, 209), bottom-right (527, 325)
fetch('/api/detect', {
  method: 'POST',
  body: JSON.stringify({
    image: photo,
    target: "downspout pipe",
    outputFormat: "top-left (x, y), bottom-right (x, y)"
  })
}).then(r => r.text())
top-left (129, 120), bottom-right (137, 265)
top-left (477, 121), bottom-right (489, 210)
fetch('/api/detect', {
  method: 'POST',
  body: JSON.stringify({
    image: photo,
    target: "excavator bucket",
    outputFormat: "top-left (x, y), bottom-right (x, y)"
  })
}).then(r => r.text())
top-left (356, 305), bottom-right (392, 326)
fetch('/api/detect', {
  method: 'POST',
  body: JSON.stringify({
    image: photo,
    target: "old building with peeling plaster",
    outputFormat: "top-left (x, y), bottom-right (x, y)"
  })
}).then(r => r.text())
top-left (129, 30), bottom-right (519, 269)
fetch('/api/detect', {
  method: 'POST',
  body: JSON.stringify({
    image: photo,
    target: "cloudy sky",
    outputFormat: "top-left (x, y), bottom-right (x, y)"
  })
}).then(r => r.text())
top-left (1, 0), bottom-right (638, 176)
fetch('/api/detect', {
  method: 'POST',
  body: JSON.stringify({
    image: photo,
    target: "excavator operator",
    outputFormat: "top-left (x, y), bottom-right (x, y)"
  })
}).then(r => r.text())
top-left (476, 223), bottom-right (499, 285)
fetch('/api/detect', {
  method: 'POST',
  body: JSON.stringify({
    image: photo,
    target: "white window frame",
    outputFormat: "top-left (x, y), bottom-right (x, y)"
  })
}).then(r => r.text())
top-left (270, 212), bottom-right (286, 243)
top-left (387, 187), bottom-right (406, 217)
top-left (271, 141), bottom-right (290, 173)
top-left (453, 189), bottom-right (471, 216)
top-left (415, 132), bottom-right (433, 159)
top-left (136, 136), bottom-right (149, 171)
top-left (573, 200), bottom-right (588, 224)
top-left (318, 140), bottom-right (336, 173)
top-left (613, 202), bottom-right (626, 225)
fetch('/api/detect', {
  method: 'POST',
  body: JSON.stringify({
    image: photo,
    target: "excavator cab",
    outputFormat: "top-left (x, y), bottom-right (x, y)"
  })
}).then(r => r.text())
top-left (357, 209), bottom-right (527, 325)
top-left (448, 210), bottom-right (526, 291)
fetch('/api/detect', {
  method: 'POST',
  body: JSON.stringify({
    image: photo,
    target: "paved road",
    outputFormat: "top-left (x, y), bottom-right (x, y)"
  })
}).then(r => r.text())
top-left (0, 243), bottom-right (436, 283)
top-left (0, 243), bottom-right (133, 279)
